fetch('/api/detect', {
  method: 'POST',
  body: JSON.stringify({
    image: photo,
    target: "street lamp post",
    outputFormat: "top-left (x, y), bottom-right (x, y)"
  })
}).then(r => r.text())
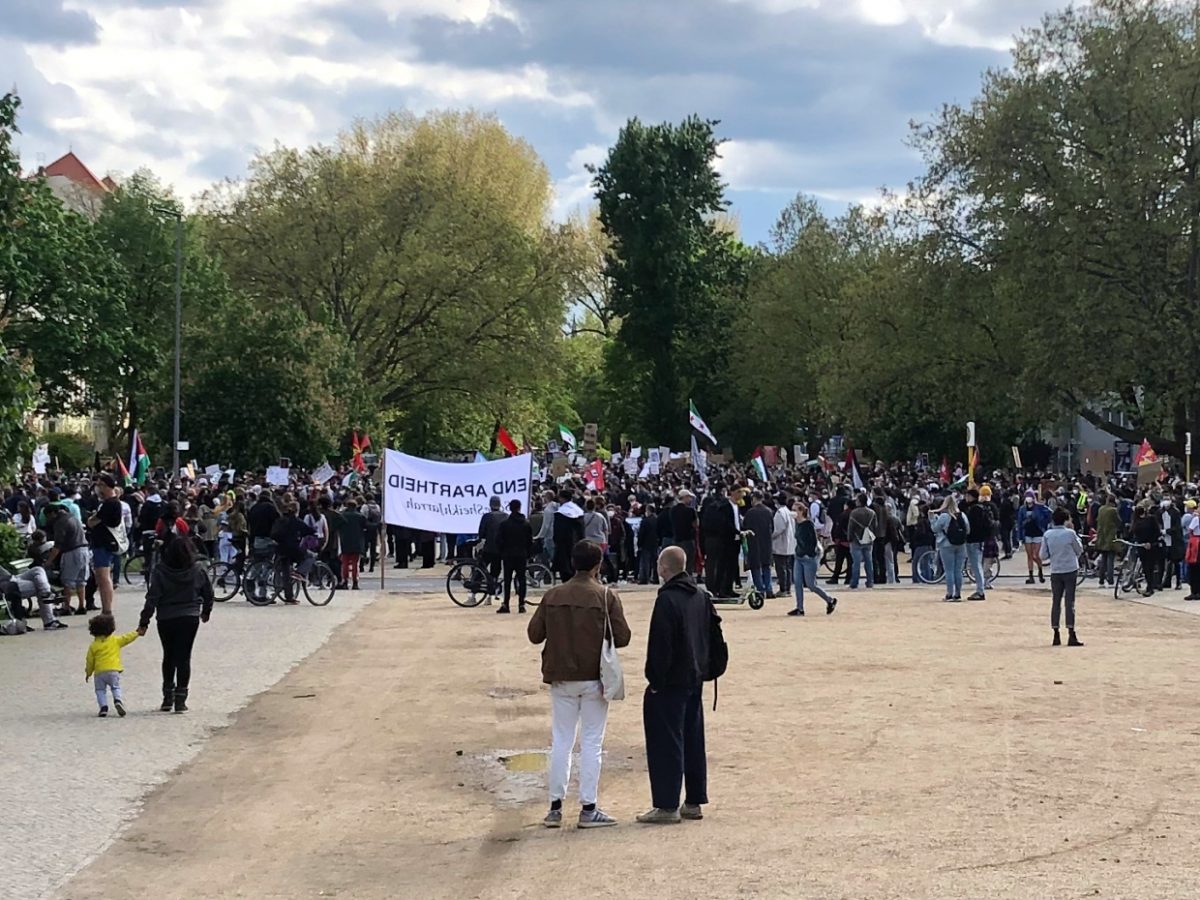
top-left (153, 207), bottom-right (183, 475)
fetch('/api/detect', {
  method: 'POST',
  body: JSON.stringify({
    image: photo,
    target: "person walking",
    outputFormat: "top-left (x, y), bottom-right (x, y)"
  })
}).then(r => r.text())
top-left (638, 546), bottom-right (714, 825)
top-left (789, 504), bottom-right (837, 617)
top-left (137, 535), bottom-right (215, 713)
top-left (1016, 490), bottom-right (1051, 584)
top-left (527, 540), bottom-right (630, 829)
top-left (1131, 503), bottom-right (1162, 596)
top-left (88, 473), bottom-right (126, 615)
top-left (932, 496), bottom-right (970, 602)
top-left (496, 499), bottom-right (533, 614)
top-left (476, 496), bottom-right (508, 589)
top-left (907, 502), bottom-right (935, 583)
top-left (701, 485), bottom-right (737, 598)
top-left (771, 496), bottom-right (797, 597)
top-left (1039, 508), bottom-right (1084, 646)
top-left (336, 499), bottom-right (367, 590)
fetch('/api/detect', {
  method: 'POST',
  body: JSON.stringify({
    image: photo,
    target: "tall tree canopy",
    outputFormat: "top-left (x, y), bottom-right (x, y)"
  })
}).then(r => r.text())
top-left (592, 116), bottom-right (748, 448)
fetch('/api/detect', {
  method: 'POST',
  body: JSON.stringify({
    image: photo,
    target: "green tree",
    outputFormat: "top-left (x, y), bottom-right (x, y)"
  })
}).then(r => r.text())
top-left (911, 0), bottom-right (1200, 455)
top-left (592, 116), bottom-right (747, 448)
top-left (204, 111), bottom-right (576, 452)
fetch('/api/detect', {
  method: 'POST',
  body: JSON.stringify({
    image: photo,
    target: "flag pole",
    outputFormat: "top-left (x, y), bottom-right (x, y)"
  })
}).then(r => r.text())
top-left (380, 445), bottom-right (386, 592)
top-left (966, 421), bottom-right (977, 489)
top-left (1188, 432), bottom-right (1193, 484)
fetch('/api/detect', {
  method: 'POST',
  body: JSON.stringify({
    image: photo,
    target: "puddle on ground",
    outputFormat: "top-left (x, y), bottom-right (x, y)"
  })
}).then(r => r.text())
top-left (500, 752), bottom-right (547, 773)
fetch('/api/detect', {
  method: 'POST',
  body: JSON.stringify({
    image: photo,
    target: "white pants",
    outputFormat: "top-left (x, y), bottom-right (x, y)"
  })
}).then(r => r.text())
top-left (548, 680), bottom-right (609, 806)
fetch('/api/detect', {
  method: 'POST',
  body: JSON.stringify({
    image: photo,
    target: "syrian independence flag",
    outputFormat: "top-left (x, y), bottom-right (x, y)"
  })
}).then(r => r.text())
top-left (751, 447), bottom-right (769, 482)
top-left (844, 443), bottom-right (866, 492)
top-left (691, 434), bottom-right (708, 483)
top-left (128, 429), bottom-right (150, 486)
top-left (688, 400), bottom-right (717, 444)
top-left (557, 424), bottom-right (577, 449)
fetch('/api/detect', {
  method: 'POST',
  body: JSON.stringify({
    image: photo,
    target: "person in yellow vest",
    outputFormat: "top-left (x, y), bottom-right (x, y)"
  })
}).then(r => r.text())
top-left (85, 613), bottom-right (140, 717)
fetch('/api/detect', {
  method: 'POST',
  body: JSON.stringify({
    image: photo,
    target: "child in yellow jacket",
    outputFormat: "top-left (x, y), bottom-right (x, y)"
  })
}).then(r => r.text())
top-left (85, 613), bottom-right (139, 718)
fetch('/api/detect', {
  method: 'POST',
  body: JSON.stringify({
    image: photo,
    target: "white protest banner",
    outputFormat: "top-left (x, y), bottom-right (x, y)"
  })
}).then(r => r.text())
top-left (311, 462), bottom-right (336, 485)
top-left (624, 457), bottom-right (638, 476)
top-left (648, 448), bottom-right (661, 475)
top-left (383, 449), bottom-right (533, 533)
top-left (658, 446), bottom-right (670, 465)
top-left (631, 446), bottom-right (642, 460)
top-left (204, 464), bottom-right (222, 481)
top-left (266, 466), bottom-right (291, 486)
top-left (638, 461), bottom-right (651, 479)
top-left (32, 443), bottom-right (50, 474)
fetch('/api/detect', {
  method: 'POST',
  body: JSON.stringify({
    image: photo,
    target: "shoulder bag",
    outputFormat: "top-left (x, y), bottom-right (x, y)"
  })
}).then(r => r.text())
top-left (599, 586), bottom-right (625, 701)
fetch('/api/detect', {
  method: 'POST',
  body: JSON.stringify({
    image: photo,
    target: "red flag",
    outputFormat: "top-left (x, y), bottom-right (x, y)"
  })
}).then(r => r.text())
top-left (351, 431), bottom-right (367, 474)
top-left (496, 425), bottom-right (519, 457)
top-left (114, 457), bottom-right (131, 487)
top-left (585, 460), bottom-right (605, 492)
top-left (939, 456), bottom-right (950, 485)
top-left (359, 432), bottom-right (372, 451)
top-left (1134, 439), bottom-right (1158, 467)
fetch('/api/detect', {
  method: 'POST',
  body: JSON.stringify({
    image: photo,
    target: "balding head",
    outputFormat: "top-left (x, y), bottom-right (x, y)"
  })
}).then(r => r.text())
top-left (657, 545), bottom-right (687, 582)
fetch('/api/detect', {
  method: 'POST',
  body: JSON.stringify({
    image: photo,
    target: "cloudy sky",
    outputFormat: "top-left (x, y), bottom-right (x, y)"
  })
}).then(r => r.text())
top-left (4, 0), bottom-right (1064, 243)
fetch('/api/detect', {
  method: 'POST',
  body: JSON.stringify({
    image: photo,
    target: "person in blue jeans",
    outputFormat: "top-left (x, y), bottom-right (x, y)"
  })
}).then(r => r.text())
top-left (789, 504), bottom-right (838, 616)
top-left (847, 494), bottom-right (877, 589)
top-left (932, 496), bottom-right (970, 601)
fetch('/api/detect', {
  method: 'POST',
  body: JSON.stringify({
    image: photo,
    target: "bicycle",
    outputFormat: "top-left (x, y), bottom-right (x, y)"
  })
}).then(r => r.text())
top-left (1075, 537), bottom-right (1102, 586)
top-left (244, 549), bottom-right (337, 607)
top-left (1113, 538), bottom-right (1153, 599)
top-left (916, 549), bottom-right (1000, 588)
top-left (445, 557), bottom-right (555, 609)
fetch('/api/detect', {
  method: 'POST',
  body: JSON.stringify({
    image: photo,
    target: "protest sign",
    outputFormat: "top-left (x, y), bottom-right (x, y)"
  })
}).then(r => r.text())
top-left (383, 449), bottom-right (532, 533)
top-left (648, 448), bottom-right (661, 475)
top-left (32, 443), bottom-right (50, 475)
top-left (624, 457), bottom-right (638, 476)
top-left (583, 423), bottom-right (598, 454)
top-left (551, 457), bottom-right (569, 477)
top-left (204, 464), bottom-right (222, 481)
top-left (311, 462), bottom-right (336, 484)
top-left (266, 466), bottom-right (290, 486)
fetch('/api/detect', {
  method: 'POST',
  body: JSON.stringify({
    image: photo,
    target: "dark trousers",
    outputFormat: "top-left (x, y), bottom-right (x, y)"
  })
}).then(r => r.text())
top-left (675, 539), bottom-right (696, 575)
top-left (704, 538), bottom-right (733, 596)
top-left (1050, 572), bottom-right (1076, 630)
top-left (158, 616), bottom-right (200, 698)
top-left (501, 557), bottom-right (526, 606)
top-left (773, 554), bottom-right (794, 593)
top-left (1139, 547), bottom-right (1160, 595)
top-left (420, 539), bottom-right (436, 568)
top-left (829, 544), bottom-right (850, 582)
top-left (872, 539), bottom-right (887, 583)
top-left (480, 551), bottom-right (502, 587)
top-left (643, 685), bottom-right (708, 811)
top-left (364, 526), bottom-right (379, 569)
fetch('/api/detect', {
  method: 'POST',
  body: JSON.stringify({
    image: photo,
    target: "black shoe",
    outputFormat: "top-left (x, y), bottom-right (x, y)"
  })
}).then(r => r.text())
top-left (826, 597), bottom-right (838, 615)
top-left (824, 577), bottom-right (838, 585)
top-left (160, 695), bottom-right (174, 712)
top-left (173, 691), bottom-right (188, 713)
top-left (352, 583), bottom-right (361, 590)
top-left (98, 706), bottom-right (108, 718)
top-left (787, 609), bottom-right (804, 616)
top-left (75, 607), bottom-right (89, 616)
top-left (1052, 630), bottom-right (1061, 646)
top-left (496, 605), bottom-right (510, 614)
top-left (518, 605), bottom-right (527, 614)
top-left (1026, 576), bottom-right (1035, 584)
top-left (1038, 574), bottom-right (1045, 584)
top-left (766, 592), bottom-right (777, 600)
top-left (114, 700), bottom-right (126, 717)
top-left (44, 620), bottom-right (68, 630)
top-left (1067, 631), bottom-right (1083, 647)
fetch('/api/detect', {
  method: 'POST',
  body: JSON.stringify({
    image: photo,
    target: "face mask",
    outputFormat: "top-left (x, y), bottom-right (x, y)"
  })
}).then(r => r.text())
top-left (1025, 499), bottom-right (1033, 506)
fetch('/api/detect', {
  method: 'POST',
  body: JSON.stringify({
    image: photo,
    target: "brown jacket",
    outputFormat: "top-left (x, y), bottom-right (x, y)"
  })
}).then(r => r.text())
top-left (527, 573), bottom-right (631, 684)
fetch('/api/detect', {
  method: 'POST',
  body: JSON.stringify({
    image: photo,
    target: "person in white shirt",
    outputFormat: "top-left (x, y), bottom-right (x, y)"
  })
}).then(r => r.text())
top-left (772, 497), bottom-right (797, 596)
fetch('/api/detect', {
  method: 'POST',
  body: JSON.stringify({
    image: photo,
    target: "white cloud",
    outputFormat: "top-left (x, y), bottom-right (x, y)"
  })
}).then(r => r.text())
top-left (551, 143), bottom-right (606, 220)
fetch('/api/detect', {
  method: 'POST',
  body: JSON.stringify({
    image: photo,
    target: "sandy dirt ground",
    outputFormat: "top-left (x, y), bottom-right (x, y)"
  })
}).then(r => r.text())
top-left (56, 584), bottom-right (1200, 900)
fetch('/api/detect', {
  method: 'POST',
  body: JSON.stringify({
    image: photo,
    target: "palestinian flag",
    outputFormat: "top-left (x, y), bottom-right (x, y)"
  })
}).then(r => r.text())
top-left (750, 448), bottom-right (768, 482)
top-left (114, 456), bottom-right (132, 487)
top-left (496, 425), bottom-right (519, 456)
top-left (844, 444), bottom-right (866, 492)
top-left (939, 456), bottom-right (951, 485)
top-left (688, 400), bottom-right (717, 444)
top-left (557, 423), bottom-right (577, 449)
top-left (128, 429), bottom-right (150, 486)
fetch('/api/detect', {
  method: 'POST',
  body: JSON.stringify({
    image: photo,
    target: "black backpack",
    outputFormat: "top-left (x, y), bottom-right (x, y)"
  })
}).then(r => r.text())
top-left (946, 513), bottom-right (967, 546)
top-left (705, 605), bottom-right (728, 710)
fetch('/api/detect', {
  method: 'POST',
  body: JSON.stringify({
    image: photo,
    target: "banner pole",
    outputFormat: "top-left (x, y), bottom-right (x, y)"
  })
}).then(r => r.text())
top-left (380, 446), bottom-right (386, 592)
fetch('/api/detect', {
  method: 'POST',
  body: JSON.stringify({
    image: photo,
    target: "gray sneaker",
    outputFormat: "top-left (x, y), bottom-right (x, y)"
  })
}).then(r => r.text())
top-left (543, 809), bottom-right (562, 829)
top-left (680, 803), bottom-right (703, 820)
top-left (578, 808), bottom-right (617, 829)
top-left (636, 807), bottom-right (682, 825)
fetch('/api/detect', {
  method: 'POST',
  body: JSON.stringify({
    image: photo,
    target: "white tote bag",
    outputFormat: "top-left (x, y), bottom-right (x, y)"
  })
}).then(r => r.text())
top-left (599, 586), bottom-right (625, 701)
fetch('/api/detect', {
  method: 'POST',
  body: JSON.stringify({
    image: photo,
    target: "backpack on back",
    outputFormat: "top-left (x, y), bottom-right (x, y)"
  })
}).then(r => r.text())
top-left (946, 513), bottom-right (967, 546)
top-left (705, 605), bottom-right (728, 710)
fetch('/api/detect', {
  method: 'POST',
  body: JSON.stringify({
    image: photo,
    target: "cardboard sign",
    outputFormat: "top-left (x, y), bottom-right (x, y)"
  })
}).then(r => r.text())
top-left (583, 423), bottom-right (598, 454)
top-left (551, 457), bottom-right (569, 477)
top-left (266, 466), bottom-right (291, 486)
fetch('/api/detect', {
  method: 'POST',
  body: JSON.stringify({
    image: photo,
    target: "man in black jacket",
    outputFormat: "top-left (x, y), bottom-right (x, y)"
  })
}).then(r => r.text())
top-left (476, 496), bottom-right (507, 589)
top-left (701, 485), bottom-right (737, 597)
top-left (495, 499), bottom-right (533, 614)
top-left (670, 490), bottom-right (699, 574)
top-left (637, 545), bottom-right (712, 825)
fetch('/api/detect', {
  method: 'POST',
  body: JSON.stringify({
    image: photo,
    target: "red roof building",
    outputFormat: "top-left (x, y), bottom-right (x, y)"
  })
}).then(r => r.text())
top-left (36, 151), bottom-right (115, 217)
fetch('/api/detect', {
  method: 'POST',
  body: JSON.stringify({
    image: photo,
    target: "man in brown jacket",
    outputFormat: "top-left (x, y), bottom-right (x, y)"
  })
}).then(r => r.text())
top-left (528, 539), bottom-right (631, 830)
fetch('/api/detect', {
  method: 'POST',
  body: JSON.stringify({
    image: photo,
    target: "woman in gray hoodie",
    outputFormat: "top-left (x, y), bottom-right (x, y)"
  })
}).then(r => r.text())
top-left (138, 536), bottom-right (214, 713)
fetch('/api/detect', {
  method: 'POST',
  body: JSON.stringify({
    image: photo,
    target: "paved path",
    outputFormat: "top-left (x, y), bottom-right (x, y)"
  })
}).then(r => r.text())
top-left (1, 573), bottom-right (413, 900)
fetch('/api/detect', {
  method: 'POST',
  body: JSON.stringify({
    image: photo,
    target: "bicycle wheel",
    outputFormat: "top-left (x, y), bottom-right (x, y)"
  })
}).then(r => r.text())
top-left (821, 544), bottom-right (836, 574)
top-left (447, 562), bottom-right (489, 608)
top-left (916, 551), bottom-right (944, 585)
top-left (524, 562), bottom-right (554, 607)
top-left (208, 561), bottom-right (241, 603)
top-left (303, 561), bottom-right (337, 606)
top-left (244, 559), bottom-right (277, 606)
top-left (122, 552), bottom-right (145, 585)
